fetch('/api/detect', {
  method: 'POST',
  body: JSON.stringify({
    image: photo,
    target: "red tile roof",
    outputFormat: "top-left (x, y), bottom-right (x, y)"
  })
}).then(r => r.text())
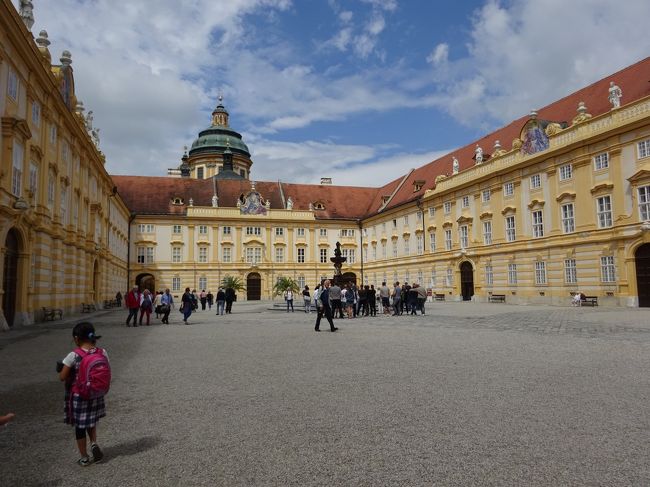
top-left (112, 57), bottom-right (650, 220)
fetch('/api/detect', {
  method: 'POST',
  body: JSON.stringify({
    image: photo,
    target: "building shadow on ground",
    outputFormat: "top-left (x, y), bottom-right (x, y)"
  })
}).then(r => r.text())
top-left (100, 435), bottom-right (162, 463)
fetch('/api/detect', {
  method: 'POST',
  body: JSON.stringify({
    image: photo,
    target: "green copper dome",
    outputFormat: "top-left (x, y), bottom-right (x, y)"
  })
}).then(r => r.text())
top-left (188, 100), bottom-right (251, 157)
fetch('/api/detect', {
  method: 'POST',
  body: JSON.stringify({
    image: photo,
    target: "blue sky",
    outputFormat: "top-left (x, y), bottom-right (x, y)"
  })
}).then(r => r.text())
top-left (15, 0), bottom-right (650, 186)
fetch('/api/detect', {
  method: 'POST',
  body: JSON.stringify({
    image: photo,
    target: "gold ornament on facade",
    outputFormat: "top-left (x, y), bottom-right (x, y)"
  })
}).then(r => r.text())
top-left (544, 122), bottom-right (563, 136)
top-left (571, 102), bottom-right (592, 125)
top-left (435, 174), bottom-right (447, 184)
top-left (511, 138), bottom-right (523, 150)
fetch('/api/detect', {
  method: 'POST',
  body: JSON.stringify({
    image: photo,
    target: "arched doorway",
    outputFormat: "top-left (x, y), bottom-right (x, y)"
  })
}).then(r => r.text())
top-left (635, 243), bottom-right (650, 307)
top-left (341, 272), bottom-right (357, 286)
top-left (92, 260), bottom-right (100, 303)
top-left (247, 272), bottom-right (261, 300)
top-left (460, 261), bottom-right (474, 301)
top-left (136, 273), bottom-right (155, 293)
top-left (3, 230), bottom-right (20, 327)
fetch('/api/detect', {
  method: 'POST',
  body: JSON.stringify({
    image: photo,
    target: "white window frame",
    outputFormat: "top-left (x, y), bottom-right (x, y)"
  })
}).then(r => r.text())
top-left (532, 210), bottom-right (544, 238)
top-left (429, 232), bottom-right (436, 252)
top-left (173, 225), bottom-right (182, 234)
top-left (297, 247), bottom-right (305, 263)
top-left (446, 268), bottom-right (453, 287)
top-left (275, 227), bottom-right (285, 237)
top-left (199, 225), bottom-right (208, 235)
top-left (638, 186), bottom-right (650, 221)
top-left (320, 248), bottom-right (328, 263)
top-left (459, 225), bottom-right (469, 249)
top-left (198, 246), bottom-right (208, 263)
top-left (594, 152), bottom-right (609, 170)
top-left (444, 229), bottom-right (452, 250)
top-left (638, 140), bottom-right (650, 159)
top-left (172, 246), bottom-right (182, 263)
top-left (535, 261), bottom-right (547, 285)
top-left (198, 277), bottom-right (207, 291)
top-left (503, 182), bottom-right (514, 197)
top-left (596, 196), bottom-right (613, 228)
top-left (601, 256), bottom-right (616, 282)
top-left (29, 161), bottom-right (38, 197)
top-left (12, 139), bottom-right (24, 197)
top-left (505, 216), bottom-right (516, 242)
top-left (246, 226), bottom-right (261, 236)
top-left (381, 242), bottom-right (387, 259)
top-left (444, 201), bottom-right (452, 214)
top-left (530, 174), bottom-right (541, 189)
top-left (296, 228), bottom-right (306, 237)
top-left (564, 259), bottom-right (577, 284)
top-left (172, 277), bottom-right (181, 292)
top-left (319, 228), bottom-right (327, 237)
top-left (404, 238), bottom-right (410, 255)
top-left (483, 221), bottom-right (492, 245)
top-left (428, 207), bottom-right (435, 217)
top-left (559, 164), bottom-right (573, 181)
top-left (32, 101), bottom-right (41, 127)
top-left (485, 265), bottom-right (493, 286)
top-left (7, 68), bottom-right (18, 100)
top-left (508, 264), bottom-right (517, 285)
top-left (561, 203), bottom-right (575, 233)
top-left (275, 246), bottom-right (285, 263)
top-left (482, 189), bottom-right (491, 203)
top-left (222, 246), bottom-right (232, 263)
top-left (416, 234), bottom-right (423, 255)
top-left (223, 226), bottom-right (231, 235)
top-left (462, 196), bottom-right (470, 208)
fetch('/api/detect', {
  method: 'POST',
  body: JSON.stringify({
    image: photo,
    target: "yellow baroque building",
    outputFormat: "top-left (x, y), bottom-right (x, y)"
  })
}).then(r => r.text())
top-left (4, 0), bottom-right (650, 332)
top-left (0, 1), bottom-right (130, 329)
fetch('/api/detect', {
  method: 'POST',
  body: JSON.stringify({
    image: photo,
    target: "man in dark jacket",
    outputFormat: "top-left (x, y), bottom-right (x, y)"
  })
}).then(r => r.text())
top-left (315, 280), bottom-right (338, 332)
top-left (225, 287), bottom-right (236, 314)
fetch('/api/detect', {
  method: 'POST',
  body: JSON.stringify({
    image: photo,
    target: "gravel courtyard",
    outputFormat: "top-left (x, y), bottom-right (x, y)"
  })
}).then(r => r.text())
top-left (1, 302), bottom-right (649, 486)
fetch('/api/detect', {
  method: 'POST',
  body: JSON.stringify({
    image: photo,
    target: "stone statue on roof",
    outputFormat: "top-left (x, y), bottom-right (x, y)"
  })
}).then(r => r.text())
top-left (452, 157), bottom-right (459, 175)
top-left (286, 197), bottom-right (293, 210)
top-left (211, 195), bottom-right (218, 208)
top-left (608, 81), bottom-right (622, 109)
top-left (19, 1), bottom-right (34, 30)
top-left (474, 145), bottom-right (483, 164)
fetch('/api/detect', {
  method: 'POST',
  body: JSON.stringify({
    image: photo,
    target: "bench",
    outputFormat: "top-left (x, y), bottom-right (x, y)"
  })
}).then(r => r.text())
top-left (582, 296), bottom-right (598, 307)
top-left (488, 294), bottom-right (506, 303)
top-left (103, 299), bottom-right (118, 308)
top-left (42, 306), bottom-right (63, 321)
top-left (434, 293), bottom-right (446, 301)
top-left (81, 303), bottom-right (96, 313)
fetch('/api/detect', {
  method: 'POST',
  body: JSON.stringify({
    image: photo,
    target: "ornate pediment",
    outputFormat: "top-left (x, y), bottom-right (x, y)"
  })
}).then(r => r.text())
top-left (556, 191), bottom-right (576, 202)
top-left (628, 169), bottom-right (650, 184)
top-left (240, 183), bottom-right (268, 215)
top-left (590, 182), bottom-right (614, 195)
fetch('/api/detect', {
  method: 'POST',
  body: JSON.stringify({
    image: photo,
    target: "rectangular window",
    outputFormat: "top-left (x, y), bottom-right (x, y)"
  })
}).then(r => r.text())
top-left (430, 269), bottom-right (437, 288)
top-left (638, 186), bottom-right (650, 221)
top-left (363, 247), bottom-right (367, 262)
top-left (196, 167), bottom-right (204, 179)
top-left (199, 277), bottom-right (207, 291)
top-left (594, 152), bottom-right (609, 170)
top-left (173, 225), bottom-right (182, 234)
top-left (416, 211), bottom-right (422, 221)
top-left (561, 203), bottom-right (575, 233)
top-left (559, 164), bottom-right (573, 181)
top-left (49, 124), bottom-right (57, 145)
top-left (530, 174), bottom-right (541, 189)
top-left (372, 245), bottom-right (377, 260)
top-left (462, 195), bottom-right (470, 208)
top-left (638, 140), bottom-right (650, 159)
top-left (137, 247), bottom-right (145, 264)
top-left (199, 225), bottom-right (208, 235)
top-left (29, 162), bottom-right (38, 197)
top-left (532, 210), bottom-right (544, 237)
top-left (392, 242), bottom-right (398, 258)
top-left (485, 265), bottom-right (493, 286)
top-left (508, 264), bottom-right (517, 285)
top-left (172, 277), bottom-right (181, 292)
top-left (319, 228), bottom-right (327, 237)
top-left (382, 242), bottom-right (387, 259)
top-left (459, 225), bottom-right (469, 248)
top-left (343, 248), bottom-right (355, 264)
top-left (198, 247), bottom-right (207, 263)
top-left (146, 247), bottom-right (154, 264)
top-left (32, 101), bottom-right (40, 127)
top-left (504, 182), bottom-right (514, 197)
top-left (601, 256), bottom-right (616, 282)
top-left (7, 68), bottom-right (18, 100)
top-left (320, 248), bottom-right (328, 263)
top-left (275, 227), bottom-right (284, 237)
top-left (340, 228), bottom-right (354, 237)
top-left (245, 247), bottom-right (262, 264)
top-left (535, 261), bottom-right (547, 285)
top-left (172, 247), bottom-right (182, 263)
top-left (403, 215), bottom-right (409, 225)
top-left (564, 259), bottom-right (577, 284)
top-left (12, 139), bottom-right (24, 196)
top-left (297, 247), bottom-right (305, 263)
top-left (222, 246), bottom-right (231, 263)
top-left (505, 216), bottom-right (516, 242)
top-left (444, 201), bottom-right (452, 214)
top-left (47, 170), bottom-right (55, 209)
top-left (297, 228), bottom-right (305, 237)
top-left (428, 207), bottom-right (435, 217)
top-left (416, 235), bottom-right (423, 255)
top-left (246, 226), bottom-right (261, 236)
top-left (444, 229), bottom-right (452, 250)
top-left (483, 221), bottom-right (492, 245)
top-left (429, 232), bottom-right (436, 252)
top-left (60, 185), bottom-right (67, 224)
top-left (482, 189), bottom-right (491, 203)
top-left (393, 219), bottom-right (397, 228)
top-left (223, 226), bottom-right (231, 235)
top-left (597, 196), bottom-right (613, 228)
top-left (446, 269), bottom-right (453, 287)
top-left (137, 224), bottom-right (155, 233)
top-left (275, 246), bottom-right (284, 263)
top-left (404, 238), bottom-right (410, 255)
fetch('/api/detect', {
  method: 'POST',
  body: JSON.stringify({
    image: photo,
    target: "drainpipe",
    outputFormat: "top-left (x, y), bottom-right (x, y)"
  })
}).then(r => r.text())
top-left (416, 198), bottom-right (426, 253)
top-left (126, 212), bottom-right (136, 291)
top-left (357, 219), bottom-right (364, 285)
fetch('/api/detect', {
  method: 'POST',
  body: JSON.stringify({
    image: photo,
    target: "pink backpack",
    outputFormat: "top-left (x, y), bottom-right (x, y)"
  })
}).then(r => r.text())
top-left (72, 347), bottom-right (111, 400)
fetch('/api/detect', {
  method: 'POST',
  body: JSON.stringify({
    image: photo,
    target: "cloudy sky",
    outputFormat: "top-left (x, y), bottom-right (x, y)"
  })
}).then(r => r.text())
top-left (16, 0), bottom-right (650, 187)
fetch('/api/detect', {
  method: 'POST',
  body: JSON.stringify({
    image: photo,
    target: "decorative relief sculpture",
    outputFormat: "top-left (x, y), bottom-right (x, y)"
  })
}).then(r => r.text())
top-left (474, 145), bottom-right (483, 164)
top-left (452, 157), bottom-right (459, 174)
top-left (520, 117), bottom-right (549, 155)
top-left (492, 140), bottom-right (506, 158)
top-left (240, 188), bottom-right (267, 215)
top-left (608, 81), bottom-right (622, 109)
top-left (572, 101), bottom-right (592, 125)
top-left (544, 123), bottom-right (562, 137)
top-left (512, 138), bottom-right (523, 150)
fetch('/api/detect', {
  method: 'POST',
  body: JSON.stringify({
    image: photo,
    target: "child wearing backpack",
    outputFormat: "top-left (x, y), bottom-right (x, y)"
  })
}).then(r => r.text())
top-left (58, 322), bottom-right (111, 466)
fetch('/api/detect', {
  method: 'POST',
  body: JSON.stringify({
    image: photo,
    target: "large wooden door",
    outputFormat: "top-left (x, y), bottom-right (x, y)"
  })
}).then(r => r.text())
top-left (247, 273), bottom-right (261, 300)
top-left (635, 244), bottom-right (650, 307)
top-left (460, 261), bottom-right (474, 301)
top-left (3, 230), bottom-right (19, 327)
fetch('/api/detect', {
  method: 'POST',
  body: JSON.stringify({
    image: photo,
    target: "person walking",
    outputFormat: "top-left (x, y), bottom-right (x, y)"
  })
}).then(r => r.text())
top-left (206, 291), bottom-right (214, 310)
top-left (139, 289), bottom-right (153, 325)
top-left (408, 285), bottom-right (419, 315)
top-left (181, 287), bottom-right (193, 324)
top-left (225, 287), bottom-right (235, 314)
top-left (344, 284), bottom-right (355, 318)
top-left (160, 288), bottom-right (174, 324)
top-left (379, 282), bottom-right (390, 315)
top-left (199, 290), bottom-right (207, 310)
top-left (302, 285), bottom-right (311, 313)
top-left (392, 282), bottom-right (402, 316)
top-left (115, 291), bottom-right (122, 308)
top-left (329, 282), bottom-right (342, 318)
top-left (284, 288), bottom-right (294, 312)
top-left (416, 283), bottom-right (427, 315)
top-left (125, 286), bottom-right (140, 327)
top-left (315, 280), bottom-right (338, 332)
top-left (216, 288), bottom-right (226, 315)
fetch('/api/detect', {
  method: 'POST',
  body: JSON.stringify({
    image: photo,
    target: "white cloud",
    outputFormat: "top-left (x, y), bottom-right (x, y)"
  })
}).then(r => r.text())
top-left (430, 0), bottom-right (650, 127)
top-left (426, 43), bottom-right (448, 66)
top-left (247, 137), bottom-right (449, 187)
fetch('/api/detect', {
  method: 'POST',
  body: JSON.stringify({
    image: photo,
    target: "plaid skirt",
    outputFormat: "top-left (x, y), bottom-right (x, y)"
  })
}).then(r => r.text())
top-left (64, 388), bottom-right (106, 428)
